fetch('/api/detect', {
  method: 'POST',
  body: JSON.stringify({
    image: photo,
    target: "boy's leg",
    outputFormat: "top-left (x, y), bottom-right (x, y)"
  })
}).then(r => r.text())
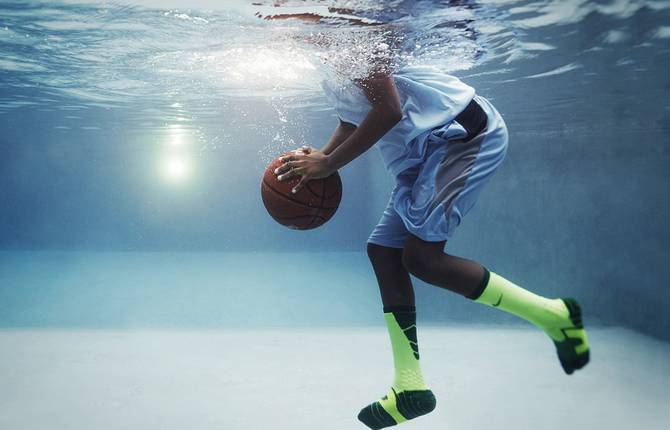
top-left (402, 234), bottom-right (590, 374)
top-left (357, 243), bottom-right (436, 429)
top-left (367, 244), bottom-right (414, 308)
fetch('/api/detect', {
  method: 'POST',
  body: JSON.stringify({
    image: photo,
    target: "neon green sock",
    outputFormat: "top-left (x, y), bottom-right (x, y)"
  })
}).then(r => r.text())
top-left (357, 306), bottom-right (436, 429)
top-left (472, 269), bottom-right (590, 374)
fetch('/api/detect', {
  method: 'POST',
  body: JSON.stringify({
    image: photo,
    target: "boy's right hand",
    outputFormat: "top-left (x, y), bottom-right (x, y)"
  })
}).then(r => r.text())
top-left (297, 145), bottom-right (318, 154)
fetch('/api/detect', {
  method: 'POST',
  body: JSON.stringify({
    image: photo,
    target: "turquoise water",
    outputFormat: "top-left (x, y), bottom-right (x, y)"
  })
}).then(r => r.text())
top-left (1, 3), bottom-right (670, 430)
top-left (1, 1), bottom-right (669, 338)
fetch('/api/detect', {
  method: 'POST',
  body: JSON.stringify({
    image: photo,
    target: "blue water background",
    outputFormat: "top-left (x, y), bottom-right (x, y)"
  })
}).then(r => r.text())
top-left (1, 0), bottom-right (669, 339)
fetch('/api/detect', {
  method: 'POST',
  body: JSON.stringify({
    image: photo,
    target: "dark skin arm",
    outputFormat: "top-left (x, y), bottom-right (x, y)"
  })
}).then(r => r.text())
top-left (322, 120), bottom-right (356, 155)
top-left (276, 73), bottom-right (402, 193)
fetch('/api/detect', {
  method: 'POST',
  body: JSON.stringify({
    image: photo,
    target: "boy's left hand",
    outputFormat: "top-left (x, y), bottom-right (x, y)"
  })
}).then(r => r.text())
top-left (275, 146), bottom-right (335, 194)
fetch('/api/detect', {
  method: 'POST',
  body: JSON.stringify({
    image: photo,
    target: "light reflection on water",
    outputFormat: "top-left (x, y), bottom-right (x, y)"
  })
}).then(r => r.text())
top-left (1, 0), bottom-right (669, 139)
top-left (0, 2), bottom-right (525, 109)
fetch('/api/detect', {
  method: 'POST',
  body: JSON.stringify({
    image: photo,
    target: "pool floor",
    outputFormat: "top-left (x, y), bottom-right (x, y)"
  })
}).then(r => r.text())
top-left (1, 326), bottom-right (667, 430)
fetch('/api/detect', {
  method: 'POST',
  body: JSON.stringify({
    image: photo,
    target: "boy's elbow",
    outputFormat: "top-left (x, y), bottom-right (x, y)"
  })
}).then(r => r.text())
top-left (383, 106), bottom-right (402, 126)
top-left (388, 108), bottom-right (403, 124)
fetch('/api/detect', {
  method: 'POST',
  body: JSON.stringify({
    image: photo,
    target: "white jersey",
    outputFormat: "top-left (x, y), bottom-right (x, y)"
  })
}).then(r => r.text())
top-left (320, 66), bottom-right (476, 176)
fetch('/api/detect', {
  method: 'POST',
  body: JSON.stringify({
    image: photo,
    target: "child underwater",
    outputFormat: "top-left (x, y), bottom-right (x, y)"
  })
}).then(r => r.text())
top-left (259, 6), bottom-right (590, 429)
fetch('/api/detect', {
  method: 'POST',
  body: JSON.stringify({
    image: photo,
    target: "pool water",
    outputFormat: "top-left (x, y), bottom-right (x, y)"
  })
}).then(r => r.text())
top-left (0, 2), bottom-right (669, 429)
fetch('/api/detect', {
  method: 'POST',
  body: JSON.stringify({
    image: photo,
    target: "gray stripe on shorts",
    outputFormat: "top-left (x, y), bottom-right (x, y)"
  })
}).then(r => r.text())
top-left (432, 134), bottom-right (482, 220)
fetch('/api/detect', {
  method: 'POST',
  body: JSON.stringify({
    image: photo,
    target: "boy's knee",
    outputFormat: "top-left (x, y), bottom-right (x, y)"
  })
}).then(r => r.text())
top-left (367, 242), bottom-right (401, 265)
top-left (402, 247), bottom-right (429, 277)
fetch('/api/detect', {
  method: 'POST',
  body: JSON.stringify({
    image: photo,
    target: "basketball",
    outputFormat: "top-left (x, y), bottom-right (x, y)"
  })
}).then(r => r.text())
top-left (261, 150), bottom-right (342, 230)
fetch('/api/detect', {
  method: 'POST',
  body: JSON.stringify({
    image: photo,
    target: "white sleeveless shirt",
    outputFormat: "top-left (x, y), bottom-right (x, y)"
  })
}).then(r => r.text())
top-left (320, 66), bottom-right (475, 177)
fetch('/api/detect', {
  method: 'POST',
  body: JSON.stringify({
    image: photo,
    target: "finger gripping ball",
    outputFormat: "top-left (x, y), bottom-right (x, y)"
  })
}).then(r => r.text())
top-left (261, 151), bottom-right (342, 230)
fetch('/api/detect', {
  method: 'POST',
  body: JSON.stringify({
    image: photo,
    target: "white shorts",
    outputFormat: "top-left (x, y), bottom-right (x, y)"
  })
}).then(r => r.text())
top-left (367, 95), bottom-right (509, 248)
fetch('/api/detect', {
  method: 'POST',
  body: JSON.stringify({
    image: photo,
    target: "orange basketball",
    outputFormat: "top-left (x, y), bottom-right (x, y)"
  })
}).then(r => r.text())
top-left (261, 151), bottom-right (342, 230)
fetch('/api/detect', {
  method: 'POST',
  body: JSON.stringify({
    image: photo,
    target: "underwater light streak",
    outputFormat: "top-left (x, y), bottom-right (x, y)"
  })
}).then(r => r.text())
top-left (160, 124), bottom-right (194, 183)
top-left (161, 156), bottom-right (190, 182)
top-left (167, 124), bottom-right (192, 146)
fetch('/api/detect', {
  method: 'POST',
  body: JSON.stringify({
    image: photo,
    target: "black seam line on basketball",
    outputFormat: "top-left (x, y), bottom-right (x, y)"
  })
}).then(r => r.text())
top-left (274, 214), bottom-right (327, 221)
top-left (304, 181), bottom-right (321, 198)
top-left (313, 178), bottom-right (327, 227)
top-left (262, 179), bottom-right (338, 211)
top-left (325, 177), bottom-right (342, 199)
top-left (306, 178), bottom-right (327, 229)
top-left (262, 179), bottom-right (338, 210)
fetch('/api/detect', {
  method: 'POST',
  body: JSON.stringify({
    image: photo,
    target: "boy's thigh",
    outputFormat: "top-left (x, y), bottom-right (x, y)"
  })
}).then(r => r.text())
top-left (437, 116), bottom-right (509, 238)
top-left (393, 124), bottom-right (508, 242)
top-left (369, 102), bottom-right (508, 247)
